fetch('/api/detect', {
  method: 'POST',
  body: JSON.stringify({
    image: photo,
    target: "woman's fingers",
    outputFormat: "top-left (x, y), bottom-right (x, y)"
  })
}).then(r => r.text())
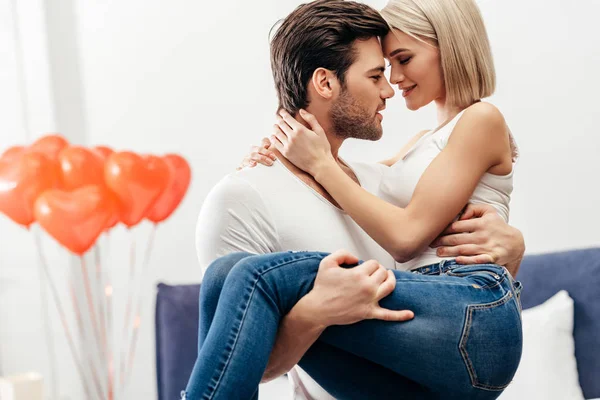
top-left (298, 109), bottom-right (326, 136)
top-left (278, 109), bottom-right (303, 130)
top-left (276, 115), bottom-right (295, 138)
top-left (271, 124), bottom-right (288, 147)
top-left (247, 145), bottom-right (276, 166)
top-left (236, 156), bottom-right (257, 170)
top-left (249, 151), bottom-right (274, 166)
top-left (251, 145), bottom-right (277, 161)
top-left (260, 137), bottom-right (272, 150)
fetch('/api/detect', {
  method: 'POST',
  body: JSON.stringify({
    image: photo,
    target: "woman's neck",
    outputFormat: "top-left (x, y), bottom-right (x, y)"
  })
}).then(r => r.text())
top-left (434, 97), bottom-right (462, 126)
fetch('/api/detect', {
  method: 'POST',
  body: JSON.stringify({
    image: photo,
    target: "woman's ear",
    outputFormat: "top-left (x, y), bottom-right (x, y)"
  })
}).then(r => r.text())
top-left (310, 68), bottom-right (340, 100)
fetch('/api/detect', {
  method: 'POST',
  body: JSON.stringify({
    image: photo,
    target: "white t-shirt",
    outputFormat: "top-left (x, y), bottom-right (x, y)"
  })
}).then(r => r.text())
top-left (196, 159), bottom-right (395, 400)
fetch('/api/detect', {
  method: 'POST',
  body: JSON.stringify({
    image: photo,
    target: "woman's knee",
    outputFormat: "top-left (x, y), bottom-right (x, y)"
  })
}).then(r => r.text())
top-left (202, 252), bottom-right (253, 294)
top-left (226, 251), bottom-right (324, 283)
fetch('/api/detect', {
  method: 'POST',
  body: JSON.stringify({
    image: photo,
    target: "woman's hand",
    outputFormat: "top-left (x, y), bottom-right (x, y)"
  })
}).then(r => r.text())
top-left (236, 137), bottom-right (277, 171)
top-left (271, 109), bottom-right (335, 176)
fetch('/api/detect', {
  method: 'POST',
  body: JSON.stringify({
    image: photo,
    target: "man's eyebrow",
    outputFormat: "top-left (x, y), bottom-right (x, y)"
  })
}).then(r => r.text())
top-left (389, 48), bottom-right (409, 58)
top-left (366, 66), bottom-right (386, 74)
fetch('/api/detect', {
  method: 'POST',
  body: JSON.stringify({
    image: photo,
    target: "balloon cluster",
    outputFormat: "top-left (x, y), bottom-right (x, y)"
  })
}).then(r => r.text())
top-left (0, 134), bottom-right (191, 255)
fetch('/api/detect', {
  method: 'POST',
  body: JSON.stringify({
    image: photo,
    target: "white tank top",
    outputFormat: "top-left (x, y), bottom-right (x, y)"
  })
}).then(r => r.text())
top-left (379, 109), bottom-right (514, 271)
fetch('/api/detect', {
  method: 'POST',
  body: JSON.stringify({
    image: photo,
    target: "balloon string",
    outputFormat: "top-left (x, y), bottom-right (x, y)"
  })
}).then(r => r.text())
top-left (33, 230), bottom-right (94, 400)
top-left (81, 256), bottom-right (107, 374)
top-left (80, 256), bottom-right (108, 400)
top-left (104, 237), bottom-right (116, 400)
top-left (69, 278), bottom-right (105, 400)
top-left (94, 245), bottom-right (109, 392)
top-left (122, 224), bottom-right (157, 390)
top-left (119, 231), bottom-right (136, 392)
top-left (31, 228), bottom-right (59, 400)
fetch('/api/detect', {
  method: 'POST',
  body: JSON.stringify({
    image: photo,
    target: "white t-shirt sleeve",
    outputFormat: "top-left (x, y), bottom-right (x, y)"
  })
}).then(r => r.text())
top-left (195, 174), bottom-right (279, 278)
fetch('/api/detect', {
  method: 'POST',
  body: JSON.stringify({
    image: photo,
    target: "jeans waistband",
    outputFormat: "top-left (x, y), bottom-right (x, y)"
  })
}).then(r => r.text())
top-left (413, 260), bottom-right (524, 297)
top-left (411, 259), bottom-right (460, 275)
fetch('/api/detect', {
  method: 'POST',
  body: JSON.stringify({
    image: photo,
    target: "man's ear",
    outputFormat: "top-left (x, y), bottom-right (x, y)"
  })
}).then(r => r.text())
top-left (311, 68), bottom-right (340, 100)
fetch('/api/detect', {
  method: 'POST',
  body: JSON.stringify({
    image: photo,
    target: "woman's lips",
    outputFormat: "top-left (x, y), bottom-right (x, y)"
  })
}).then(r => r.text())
top-left (402, 84), bottom-right (417, 98)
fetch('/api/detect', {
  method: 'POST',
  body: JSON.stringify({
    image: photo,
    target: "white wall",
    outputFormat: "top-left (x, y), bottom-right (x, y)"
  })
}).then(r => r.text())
top-left (0, 1), bottom-right (84, 400)
top-left (1, 0), bottom-right (599, 399)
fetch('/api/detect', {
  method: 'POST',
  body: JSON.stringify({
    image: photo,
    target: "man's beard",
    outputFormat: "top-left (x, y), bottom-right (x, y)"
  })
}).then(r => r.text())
top-left (330, 89), bottom-right (383, 141)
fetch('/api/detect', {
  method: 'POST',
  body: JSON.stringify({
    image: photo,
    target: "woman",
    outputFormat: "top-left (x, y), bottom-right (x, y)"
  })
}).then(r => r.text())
top-left (185, 0), bottom-right (522, 399)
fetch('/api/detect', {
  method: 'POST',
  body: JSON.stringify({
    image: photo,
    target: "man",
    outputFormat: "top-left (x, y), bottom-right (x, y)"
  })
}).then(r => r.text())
top-left (194, 1), bottom-right (525, 398)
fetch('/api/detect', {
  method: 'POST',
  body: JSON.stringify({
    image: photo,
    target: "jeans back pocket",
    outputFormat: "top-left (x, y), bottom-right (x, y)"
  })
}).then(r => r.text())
top-left (459, 290), bottom-right (523, 391)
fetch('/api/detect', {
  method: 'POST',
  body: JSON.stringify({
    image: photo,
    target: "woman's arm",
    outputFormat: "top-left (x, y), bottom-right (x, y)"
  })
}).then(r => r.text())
top-left (236, 132), bottom-right (430, 169)
top-left (273, 103), bottom-right (512, 263)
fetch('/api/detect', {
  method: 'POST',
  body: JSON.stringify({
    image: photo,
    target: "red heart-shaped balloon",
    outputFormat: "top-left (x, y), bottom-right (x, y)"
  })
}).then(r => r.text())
top-left (0, 153), bottom-right (61, 227)
top-left (29, 134), bottom-right (69, 161)
top-left (34, 185), bottom-right (113, 255)
top-left (0, 146), bottom-right (26, 163)
top-left (147, 154), bottom-right (191, 224)
top-left (59, 146), bottom-right (105, 191)
top-left (104, 152), bottom-right (169, 227)
top-left (92, 146), bottom-right (114, 161)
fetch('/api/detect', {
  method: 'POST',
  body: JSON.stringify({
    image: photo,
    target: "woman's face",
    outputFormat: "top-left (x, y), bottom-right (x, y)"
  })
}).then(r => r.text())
top-left (382, 29), bottom-right (445, 111)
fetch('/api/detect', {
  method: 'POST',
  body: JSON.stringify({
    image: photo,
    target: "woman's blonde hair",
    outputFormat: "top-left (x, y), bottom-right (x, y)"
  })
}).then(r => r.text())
top-left (380, 0), bottom-right (496, 109)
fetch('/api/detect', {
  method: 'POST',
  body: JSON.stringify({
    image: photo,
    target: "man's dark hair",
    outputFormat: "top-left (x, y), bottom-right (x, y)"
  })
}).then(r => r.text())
top-left (270, 0), bottom-right (389, 114)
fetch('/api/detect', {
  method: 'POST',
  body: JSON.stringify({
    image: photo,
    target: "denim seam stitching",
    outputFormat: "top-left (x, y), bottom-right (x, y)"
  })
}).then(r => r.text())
top-left (459, 290), bottom-right (514, 391)
top-left (394, 279), bottom-right (474, 287)
top-left (203, 271), bottom-right (260, 400)
top-left (446, 270), bottom-right (504, 290)
top-left (205, 254), bottom-right (324, 399)
top-left (503, 268), bottom-right (523, 317)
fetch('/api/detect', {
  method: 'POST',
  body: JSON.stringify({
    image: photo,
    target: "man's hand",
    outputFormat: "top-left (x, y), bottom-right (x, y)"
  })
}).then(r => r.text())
top-left (430, 203), bottom-right (525, 277)
top-left (303, 249), bottom-right (414, 328)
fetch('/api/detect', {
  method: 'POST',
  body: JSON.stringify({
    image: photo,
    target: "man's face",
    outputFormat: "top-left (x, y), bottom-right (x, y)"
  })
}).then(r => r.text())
top-left (330, 37), bottom-right (395, 141)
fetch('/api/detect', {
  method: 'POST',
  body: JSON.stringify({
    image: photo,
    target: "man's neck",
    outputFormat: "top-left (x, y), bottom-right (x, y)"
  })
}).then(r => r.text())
top-left (271, 147), bottom-right (358, 210)
top-left (270, 111), bottom-right (359, 208)
top-left (294, 107), bottom-right (344, 161)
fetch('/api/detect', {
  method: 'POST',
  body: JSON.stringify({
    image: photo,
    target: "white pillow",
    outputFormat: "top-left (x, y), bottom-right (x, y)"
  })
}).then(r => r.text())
top-left (499, 290), bottom-right (585, 400)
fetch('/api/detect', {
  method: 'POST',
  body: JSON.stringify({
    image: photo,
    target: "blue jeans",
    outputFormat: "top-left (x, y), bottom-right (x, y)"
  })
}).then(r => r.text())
top-left (184, 251), bottom-right (523, 400)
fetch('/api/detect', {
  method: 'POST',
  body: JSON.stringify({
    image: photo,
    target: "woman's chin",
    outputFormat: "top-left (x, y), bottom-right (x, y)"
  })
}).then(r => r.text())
top-left (405, 101), bottom-right (421, 111)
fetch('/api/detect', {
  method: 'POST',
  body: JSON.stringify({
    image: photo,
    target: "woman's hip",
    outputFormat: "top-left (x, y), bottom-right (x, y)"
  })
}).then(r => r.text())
top-left (320, 263), bottom-right (523, 397)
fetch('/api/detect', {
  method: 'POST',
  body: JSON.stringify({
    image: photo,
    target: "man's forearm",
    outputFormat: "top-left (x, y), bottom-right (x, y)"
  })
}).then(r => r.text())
top-left (261, 294), bottom-right (326, 383)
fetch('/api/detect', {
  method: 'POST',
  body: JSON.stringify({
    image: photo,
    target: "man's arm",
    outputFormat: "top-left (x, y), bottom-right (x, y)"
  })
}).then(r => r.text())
top-left (430, 203), bottom-right (525, 277)
top-left (262, 250), bottom-right (414, 383)
top-left (197, 177), bottom-right (413, 385)
top-left (261, 295), bottom-right (326, 383)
